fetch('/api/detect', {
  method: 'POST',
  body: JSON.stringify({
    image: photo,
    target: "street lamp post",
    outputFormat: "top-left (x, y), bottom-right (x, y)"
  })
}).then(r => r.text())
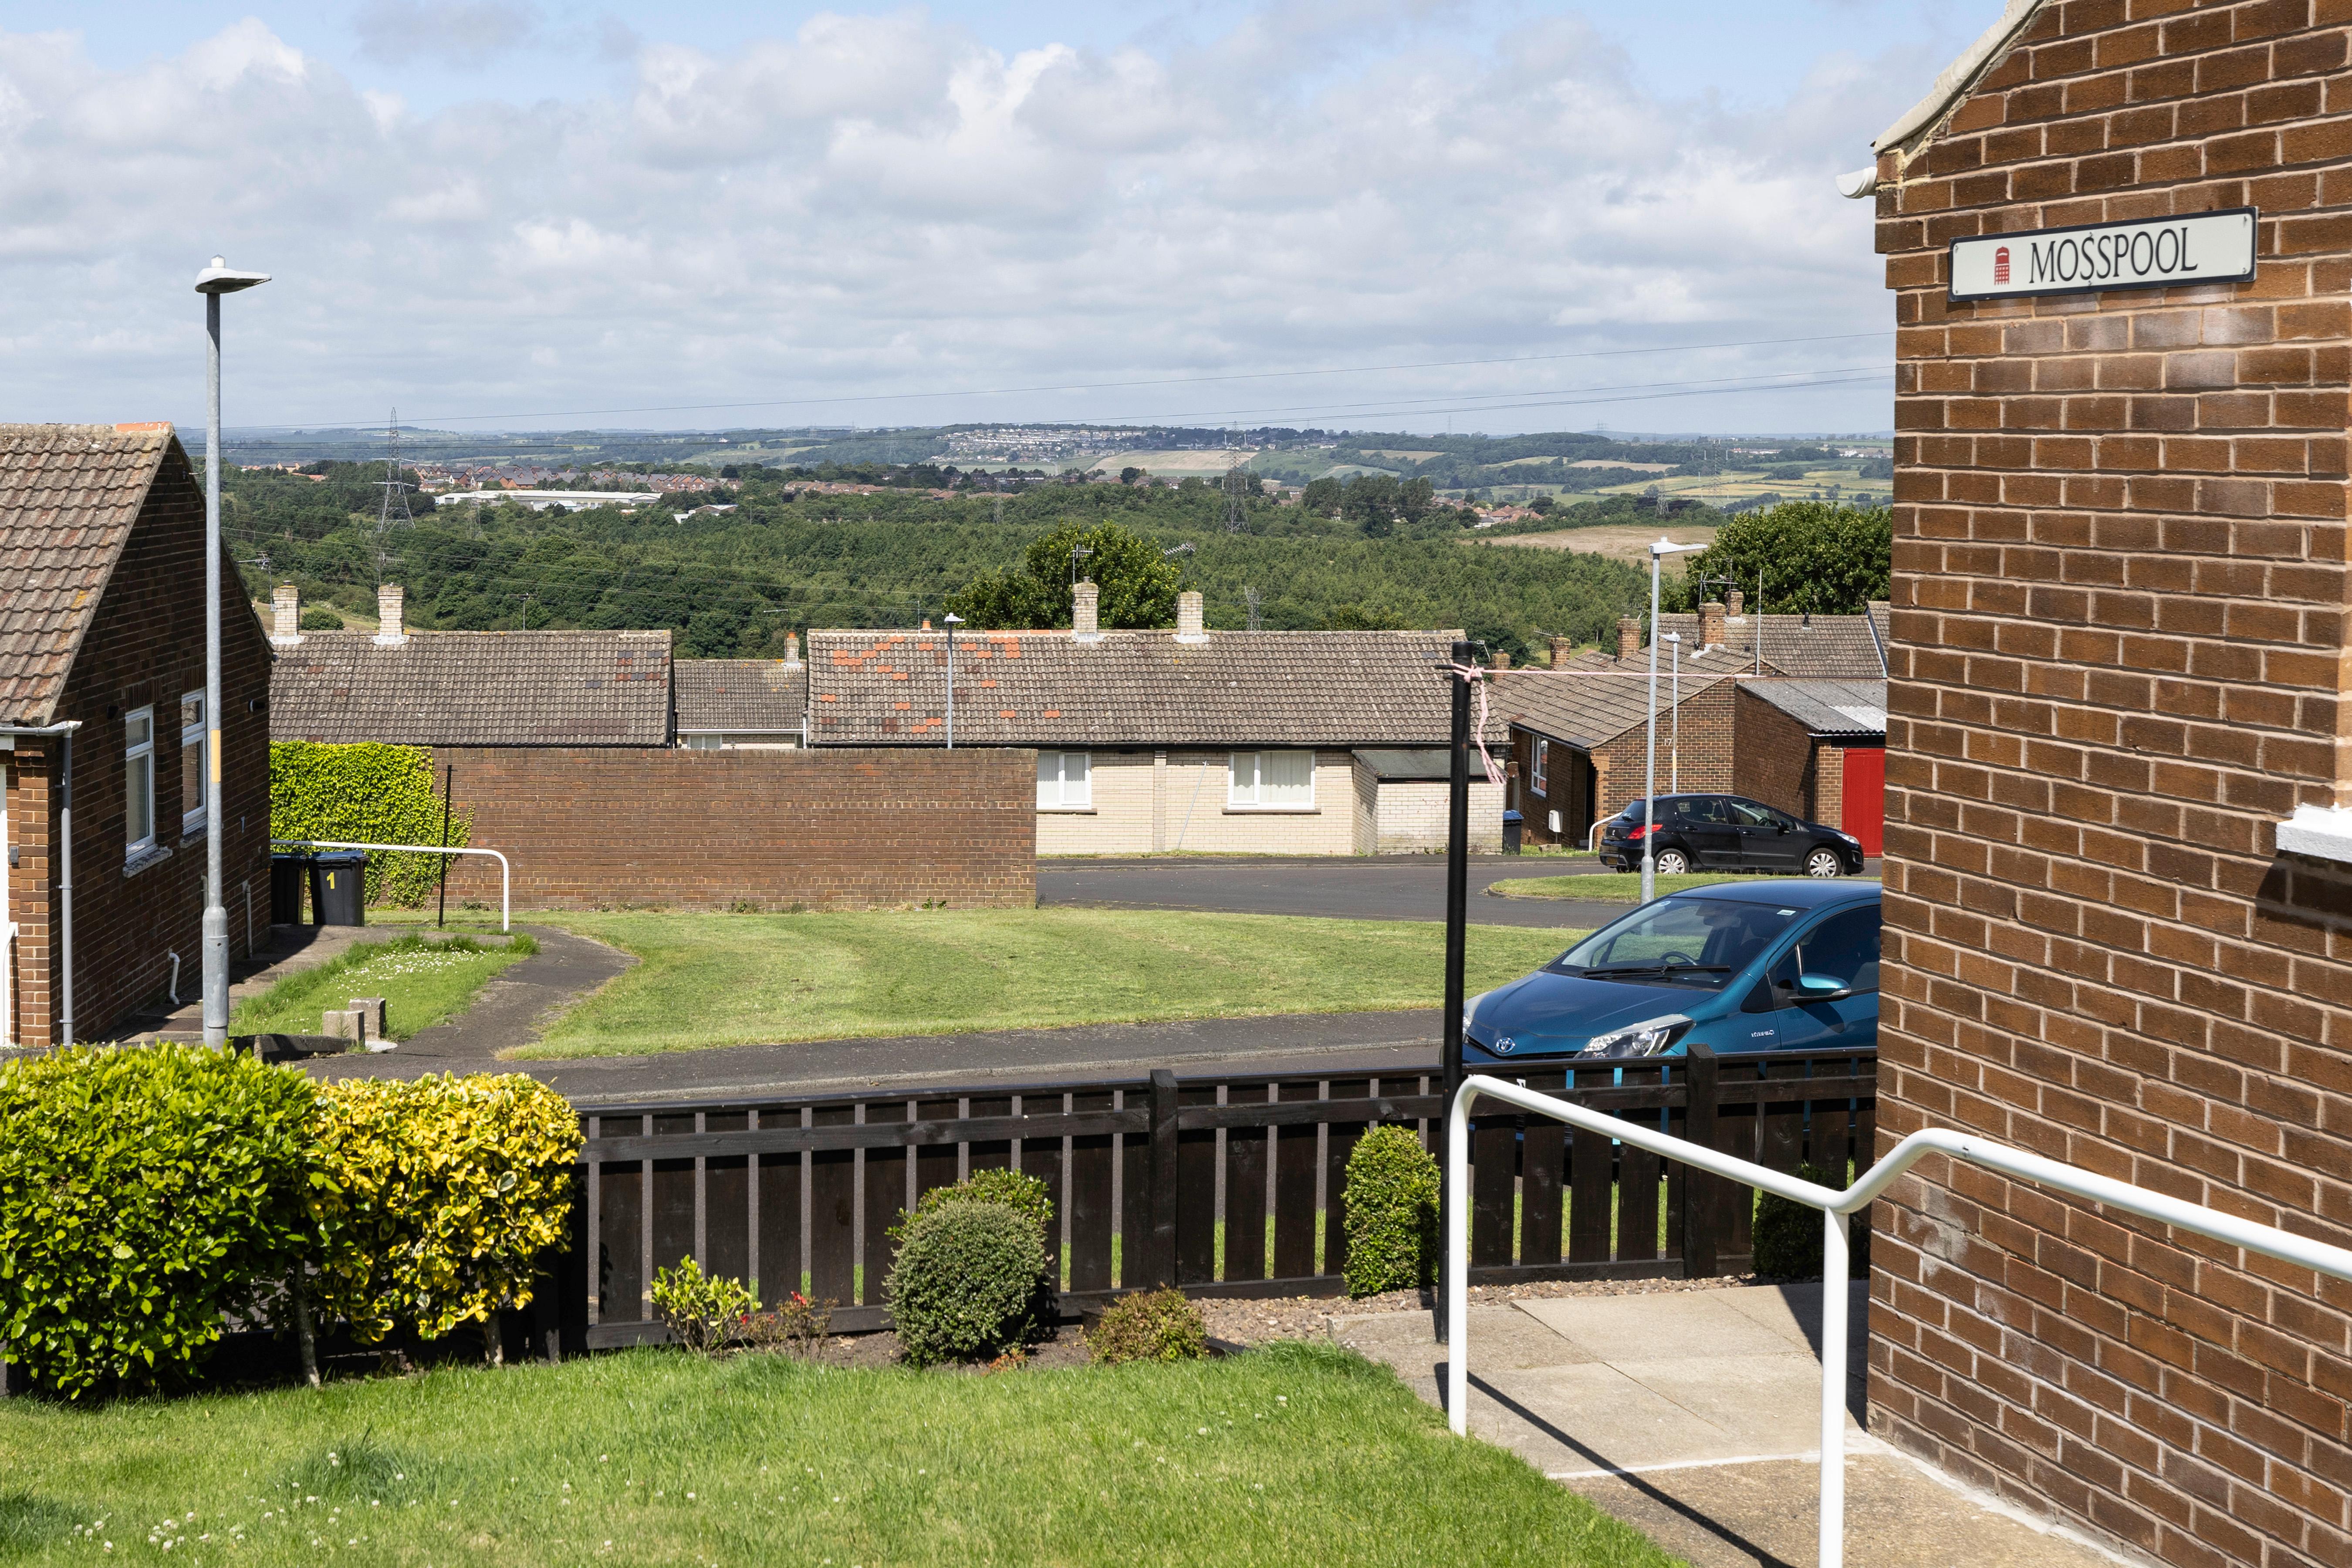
top-left (194, 257), bottom-right (270, 1048)
top-left (942, 613), bottom-right (963, 748)
top-left (1642, 537), bottom-right (1704, 905)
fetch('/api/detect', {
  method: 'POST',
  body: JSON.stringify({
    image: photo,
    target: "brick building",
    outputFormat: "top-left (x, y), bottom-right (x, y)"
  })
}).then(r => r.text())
top-left (1734, 679), bottom-right (1889, 852)
top-left (805, 588), bottom-right (1502, 854)
top-left (1864, 3), bottom-right (2352, 1564)
top-left (1494, 669), bottom-right (1737, 847)
top-left (0, 424), bottom-right (274, 1045)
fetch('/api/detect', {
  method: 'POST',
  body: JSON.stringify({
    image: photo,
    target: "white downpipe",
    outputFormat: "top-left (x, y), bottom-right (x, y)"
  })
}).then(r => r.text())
top-left (270, 839), bottom-right (510, 933)
top-left (1444, 1073), bottom-right (2352, 1568)
top-left (165, 950), bottom-right (181, 1007)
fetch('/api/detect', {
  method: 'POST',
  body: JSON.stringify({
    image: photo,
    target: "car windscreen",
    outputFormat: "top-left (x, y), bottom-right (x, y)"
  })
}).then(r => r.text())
top-left (1549, 896), bottom-right (1809, 990)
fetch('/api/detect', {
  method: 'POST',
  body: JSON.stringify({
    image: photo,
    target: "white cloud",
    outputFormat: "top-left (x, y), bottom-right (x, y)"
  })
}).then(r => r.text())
top-left (352, 2), bottom-right (541, 67)
top-left (0, 7), bottom-right (1931, 433)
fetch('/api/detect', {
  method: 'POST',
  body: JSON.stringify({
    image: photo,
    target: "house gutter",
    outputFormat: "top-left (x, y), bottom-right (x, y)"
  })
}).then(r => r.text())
top-left (0, 721), bottom-right (80, 1048)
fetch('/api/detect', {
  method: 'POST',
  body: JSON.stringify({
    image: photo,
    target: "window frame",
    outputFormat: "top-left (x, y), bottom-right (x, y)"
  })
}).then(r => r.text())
top-left (1036, 749), bottom-right (1093, 811)
top-left (179, 689), bottom-right (207, 835)
top-left (1531, 737), bottom-right (1548, 795)
top-left (124, 705), bottom-right (157, 859)
top-left (1227, 749), bottom-right (1317, 811)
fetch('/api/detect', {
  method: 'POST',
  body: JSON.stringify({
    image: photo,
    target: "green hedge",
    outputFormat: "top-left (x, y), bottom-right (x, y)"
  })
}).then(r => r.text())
top-left (269, 742), bottom-right (469, 906)
top-left (0, 1046), bottom-right (319, 1396)
top-left (1341, 1124), bottom-right (1440, 1297)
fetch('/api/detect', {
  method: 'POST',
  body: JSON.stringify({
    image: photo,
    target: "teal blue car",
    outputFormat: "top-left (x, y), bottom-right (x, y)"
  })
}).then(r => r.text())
top-left (1463, 878), bottom-right (1880, 1063)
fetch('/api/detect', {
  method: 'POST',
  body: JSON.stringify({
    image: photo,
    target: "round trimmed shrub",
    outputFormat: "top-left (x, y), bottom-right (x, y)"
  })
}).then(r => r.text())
top-left (0, 1045), bottom-right (319, 1396)
top-left (888, 1167), bottom-right (1052, 1244)
top-left (1751, 1162), bottom-right (1872, 1279)
top-left (1087, 1288), bottom-right (1207, 1365)
top-left (884, 1200), bottom-right (1052, 1367)
top-left (1341, 1123), bottom-right (1440, 1297)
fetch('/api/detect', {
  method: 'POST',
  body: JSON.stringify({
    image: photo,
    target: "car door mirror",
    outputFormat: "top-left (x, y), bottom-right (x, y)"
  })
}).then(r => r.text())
top-left (1796, 973), bottom-right (1849, 1000)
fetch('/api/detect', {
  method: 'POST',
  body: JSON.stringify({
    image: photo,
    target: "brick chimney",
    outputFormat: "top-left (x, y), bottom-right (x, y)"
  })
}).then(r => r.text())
top-left (1616, 616), bottom-right (1640, 660)
top-left (1072, 580), bottom-right (1102, 642)
top-left (270, 583), bottom-right (302, 647)
top-left (1727, 587), bottom-right (1744, 620)
top-left (1175, 590), bottom-right (1206, 643)
top-left (374, 583), bottom-right (407, 647)
top-left (1699, 599), bottom-right (1727, 649)
top-left (1549, 634), bottom-right (1573, 669)
top-left (1490, 649), bottom-right (1511, 669)
top-left (783, 630), bottom-right (802, 668)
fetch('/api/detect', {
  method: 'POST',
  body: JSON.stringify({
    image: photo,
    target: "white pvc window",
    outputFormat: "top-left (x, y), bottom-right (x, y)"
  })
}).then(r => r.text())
top-left (124, 706), bottom-right (155, 857)
top-left (1036, 750), bottom-right (1092, 809)
top-left (1229, 750), bottom-right (1315, 809)
top-left (180, 690), bottom-right (206, 833)
top-left (1532, 737), bottom-right (1549, 795)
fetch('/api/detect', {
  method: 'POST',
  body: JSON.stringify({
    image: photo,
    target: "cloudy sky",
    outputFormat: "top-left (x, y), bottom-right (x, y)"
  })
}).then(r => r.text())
top-left (0, 1), bottom-right (1985, 438)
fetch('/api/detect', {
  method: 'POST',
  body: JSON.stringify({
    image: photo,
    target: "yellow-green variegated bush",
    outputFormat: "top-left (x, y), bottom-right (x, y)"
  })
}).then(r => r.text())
top-left (308, 1074), bottom-right (581, 1343)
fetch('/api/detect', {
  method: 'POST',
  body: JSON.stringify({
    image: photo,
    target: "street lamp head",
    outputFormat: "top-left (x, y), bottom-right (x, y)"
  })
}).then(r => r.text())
top-left (1649, 537), bottom-right (1705, 558)
top-left (195, 257), bottom-right (271, 295)
top-left (943, 613), bottom-right (964, 627)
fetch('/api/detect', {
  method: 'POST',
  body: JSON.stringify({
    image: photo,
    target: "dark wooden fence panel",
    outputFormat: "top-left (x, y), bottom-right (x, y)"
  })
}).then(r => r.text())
top-left (564, 1047), bottom-right (1876, 1349)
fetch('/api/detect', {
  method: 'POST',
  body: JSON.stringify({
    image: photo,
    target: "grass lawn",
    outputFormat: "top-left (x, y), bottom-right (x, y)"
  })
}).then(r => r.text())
top-left (0, 1345), bottom-right (1680, 1568)
top-left (521, 909), bottom-right (1579, 1059)
top-left (1490, 872), bottom-right (1788, 903)
top-left (230, 934), bottom-right (536, 1041)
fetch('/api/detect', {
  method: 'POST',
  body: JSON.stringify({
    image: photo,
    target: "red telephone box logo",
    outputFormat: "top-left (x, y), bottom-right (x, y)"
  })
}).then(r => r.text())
top-left (1993, 245), bottom-right (2011, 284)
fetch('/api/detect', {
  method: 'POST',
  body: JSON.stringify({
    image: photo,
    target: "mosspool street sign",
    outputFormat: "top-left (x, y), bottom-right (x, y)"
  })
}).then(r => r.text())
top-left (1949, 208), bottom-right (2257, 302)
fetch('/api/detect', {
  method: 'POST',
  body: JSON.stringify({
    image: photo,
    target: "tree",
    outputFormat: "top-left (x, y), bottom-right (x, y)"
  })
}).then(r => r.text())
top-left (1119, 467), bottom-right (1145, 485)
top-left (945, 520), bottom-right (1182, 630)
top-left (1300, 477), bottom-right (1343, 517)
top-left (1668, 500), bottom-right (1891, 615)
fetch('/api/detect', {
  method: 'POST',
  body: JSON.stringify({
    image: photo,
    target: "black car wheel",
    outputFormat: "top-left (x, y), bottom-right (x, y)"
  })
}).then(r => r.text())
top-left (1804, 847), bottom-right (1845, 878)
top-left (1654, 848), bottom-right (1691, 875)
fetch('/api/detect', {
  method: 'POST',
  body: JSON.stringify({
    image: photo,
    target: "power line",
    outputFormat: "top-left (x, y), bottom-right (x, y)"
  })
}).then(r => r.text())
top-left (226, 331), bottom-right (1890, 430)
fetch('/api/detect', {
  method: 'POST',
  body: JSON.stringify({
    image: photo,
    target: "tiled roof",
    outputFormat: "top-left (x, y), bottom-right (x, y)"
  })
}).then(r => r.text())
top-left (804, 628), bottom-right (1467, 747)
top-left (675, 659), bottom-right (807, 734)
top-left (1602, 611), bottom-right (1888, 680)
top-left (1491, 668), bottom-right (1737, 750)
top-left (1741, 678), bottom-right (1888, 738)
top-left (270, 629), bottom-right (672, 746)
top-left (0, 423), bottom-right (177, 724)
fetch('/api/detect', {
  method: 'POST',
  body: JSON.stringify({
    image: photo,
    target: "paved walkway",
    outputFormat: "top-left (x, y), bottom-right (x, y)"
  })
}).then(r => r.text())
top-left (1336, 1285), bottom-right (2129, 1568)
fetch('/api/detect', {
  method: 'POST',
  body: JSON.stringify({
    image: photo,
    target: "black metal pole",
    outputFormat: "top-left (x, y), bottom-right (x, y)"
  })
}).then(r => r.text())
top-left (435, 764), bottom-right (454, 929)
top-left (1437, 640), bottom-right (1473, 1340)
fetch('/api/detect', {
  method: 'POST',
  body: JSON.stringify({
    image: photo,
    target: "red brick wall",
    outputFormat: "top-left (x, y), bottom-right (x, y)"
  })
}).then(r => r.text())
top-left (1592, 682), bottom-right (1737, 820)
top-left (4, 443), bottom-right (273, 1044)
top-left (1872, 5), bottom-right (2352, 1564)
top-left (1734, 686), bottom-right (1822, 820)
top-left (428, 746), bottom-right (1037, 911)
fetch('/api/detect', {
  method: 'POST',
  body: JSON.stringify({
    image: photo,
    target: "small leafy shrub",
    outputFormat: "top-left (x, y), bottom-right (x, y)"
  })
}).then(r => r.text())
top-left (0, 1045), bottom-right (318, 1396)
top-left (1751, 1162), bottom-right (1872, 1279)
top-left (745, 1291), bottom-right (835, 1359)
top-left (269, 741), bottom-right (470, 905)
top-left (1087, 1288), bottom-right (1207, 1365)
top-left (885, 1200), bottom-right (1053, 1367)
top-left (889, 1167), bottom-right (1053, 1244)
top-left (307, 1073), bottom-right (581, 1346)
top-left (1341, 1124), bottom-right (1439, 1297)
top-left (650, 1257), bottom-right (759, 1353)
top-left (297, 605), bottom-right (345, 630)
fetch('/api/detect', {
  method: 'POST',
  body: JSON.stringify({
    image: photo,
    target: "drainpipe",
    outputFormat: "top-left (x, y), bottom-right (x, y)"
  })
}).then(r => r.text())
top-left (1, 721), bottom-right (81, 1048)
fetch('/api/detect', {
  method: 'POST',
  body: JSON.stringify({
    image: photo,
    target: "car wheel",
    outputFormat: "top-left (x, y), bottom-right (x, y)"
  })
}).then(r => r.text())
top-left (1804, 848), bottom-right (1844, 878)
top-left (1654, 849), bottom-right (1690, 875)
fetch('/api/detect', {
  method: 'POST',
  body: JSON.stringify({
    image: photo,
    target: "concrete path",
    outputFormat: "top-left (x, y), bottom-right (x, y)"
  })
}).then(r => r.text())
top-left (1338, 1285), bottom-right (2128, 1568)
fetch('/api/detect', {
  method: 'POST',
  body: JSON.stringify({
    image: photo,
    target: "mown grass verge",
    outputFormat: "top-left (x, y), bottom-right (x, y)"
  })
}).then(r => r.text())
top-left (230, 934), bottom-right (536, 1041)
top-left (0, 1343), bottom-right (1680, 1568)
top-left (517, 909), bottom-right (1581, 1058)
top-left (1489, 872), bottom-right (1826, 903)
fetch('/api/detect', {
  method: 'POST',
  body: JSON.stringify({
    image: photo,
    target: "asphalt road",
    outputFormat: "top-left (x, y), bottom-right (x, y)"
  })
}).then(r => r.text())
top-left (1040, 853), bottom-right (1627, 928)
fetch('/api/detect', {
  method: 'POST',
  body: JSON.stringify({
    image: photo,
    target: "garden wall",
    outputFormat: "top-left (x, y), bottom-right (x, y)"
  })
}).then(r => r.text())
top-left (428, 746), bottom-right (1036, 911)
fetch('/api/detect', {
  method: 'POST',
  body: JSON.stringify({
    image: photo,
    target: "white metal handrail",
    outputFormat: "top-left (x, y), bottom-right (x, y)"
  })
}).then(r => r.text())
top-left (271, 839), bottom-right (511, 933)
top-left (1445, 1074), bottom-right (2352, 1568)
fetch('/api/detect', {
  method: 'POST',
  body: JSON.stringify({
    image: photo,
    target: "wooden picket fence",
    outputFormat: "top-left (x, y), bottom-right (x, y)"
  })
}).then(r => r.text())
top-left (551, 1044), bottom-right (1877, 1350)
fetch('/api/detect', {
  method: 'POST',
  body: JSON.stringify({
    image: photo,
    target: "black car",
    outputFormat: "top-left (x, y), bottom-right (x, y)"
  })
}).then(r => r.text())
top-left (1597, 794), bottom-right (1864, 879)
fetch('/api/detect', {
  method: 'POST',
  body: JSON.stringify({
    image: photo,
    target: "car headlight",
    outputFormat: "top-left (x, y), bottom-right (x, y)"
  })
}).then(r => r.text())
top-left (1462, 990), bottom-right (1494, 1037)
top-left (1578, 1014), bottom-right (1694, 1058)
top-left (1834, 830), bottom-right (1862, 845)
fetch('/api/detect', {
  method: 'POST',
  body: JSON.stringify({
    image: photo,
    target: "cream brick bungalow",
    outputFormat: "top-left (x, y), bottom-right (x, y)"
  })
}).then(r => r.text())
top-left (804, 589), bottom-right (1504, 855)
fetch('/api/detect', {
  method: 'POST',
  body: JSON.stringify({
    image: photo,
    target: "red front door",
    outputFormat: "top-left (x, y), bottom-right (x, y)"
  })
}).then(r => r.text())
top-left (1840, 746), bottom-right (1885, 856)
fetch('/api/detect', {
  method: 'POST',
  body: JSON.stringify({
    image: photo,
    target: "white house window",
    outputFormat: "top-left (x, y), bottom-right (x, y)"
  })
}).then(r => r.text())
top-left (1229, 750), bottom-right (1315, 809)
top-left (124, 706), bottom-right (155, 857)
top-left (180, 690), bottom-right (206, 833)
top-left (1532, 737), bottom-right (1549, 795)
top-left (1037, 750), bottom-right (1092, 809)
